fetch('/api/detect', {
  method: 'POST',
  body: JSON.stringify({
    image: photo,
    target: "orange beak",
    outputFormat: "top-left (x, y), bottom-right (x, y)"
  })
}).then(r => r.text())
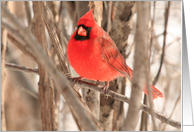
top-left (78, 26), bottom-right (87, 36)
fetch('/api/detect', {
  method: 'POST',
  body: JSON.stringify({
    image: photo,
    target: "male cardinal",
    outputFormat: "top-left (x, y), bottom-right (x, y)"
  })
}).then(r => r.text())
top-left (67, 9), bottom-right (163, 99)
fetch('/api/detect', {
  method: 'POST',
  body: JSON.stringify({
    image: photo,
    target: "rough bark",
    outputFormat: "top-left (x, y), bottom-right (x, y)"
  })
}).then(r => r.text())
top-left (32, 1), bottom-right (53, 130)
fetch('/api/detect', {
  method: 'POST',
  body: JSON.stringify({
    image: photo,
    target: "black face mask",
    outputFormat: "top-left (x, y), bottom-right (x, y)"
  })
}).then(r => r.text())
top-left (74, 24), bottom-right (92, 41)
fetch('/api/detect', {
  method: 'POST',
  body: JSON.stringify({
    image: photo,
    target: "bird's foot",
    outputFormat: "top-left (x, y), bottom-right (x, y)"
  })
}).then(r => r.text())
top-left (95, 80), bottom-right (100, 86)
top-left (70, 77), bottom-right (82, 87)
top-left (101, 81), bottom-right (109, 99)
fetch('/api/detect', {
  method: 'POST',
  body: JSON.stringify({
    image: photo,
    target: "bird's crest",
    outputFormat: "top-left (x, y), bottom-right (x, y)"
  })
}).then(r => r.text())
top-left (77, 9), bottom-right (96, 27)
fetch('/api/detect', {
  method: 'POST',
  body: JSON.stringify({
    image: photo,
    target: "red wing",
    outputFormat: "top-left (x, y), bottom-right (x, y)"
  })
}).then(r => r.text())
top-left (96, 35), bottom-right (131, 79)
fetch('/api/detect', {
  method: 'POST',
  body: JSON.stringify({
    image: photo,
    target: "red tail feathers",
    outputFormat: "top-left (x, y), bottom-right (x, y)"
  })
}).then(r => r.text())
top-left (143, 85), bottom-right (163, 99)
top-left (127, 66), bottom-right (163, 100)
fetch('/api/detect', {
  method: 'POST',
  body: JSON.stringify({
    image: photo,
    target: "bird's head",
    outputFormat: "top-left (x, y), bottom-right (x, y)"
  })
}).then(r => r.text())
top-left (74, 9), bottom-right (96, 41)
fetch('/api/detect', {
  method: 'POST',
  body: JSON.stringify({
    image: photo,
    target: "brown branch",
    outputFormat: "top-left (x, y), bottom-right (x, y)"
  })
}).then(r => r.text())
top-left (5, 63), bottom-right (38, 74)
top-left (1, 3), bottom-right (101, 131)
top-left (139, 95), bottom-right (148, 131)
top-left (32, 1), bottom-right (52, 130)
top-left (4, 62), bottom-right (181, 129)
top-left (75, 80), bottom-right (181, 129)
top-left (152, 1), bottom-right (171, 86)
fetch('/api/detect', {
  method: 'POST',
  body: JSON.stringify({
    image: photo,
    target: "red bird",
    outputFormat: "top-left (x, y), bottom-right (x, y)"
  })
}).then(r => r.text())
top-left (67, 9), bottom-right (163, 99)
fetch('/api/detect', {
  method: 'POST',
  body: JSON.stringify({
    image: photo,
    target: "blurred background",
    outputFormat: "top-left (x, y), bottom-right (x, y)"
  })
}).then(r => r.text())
top-left (1, 1), bottom-right (181, 131)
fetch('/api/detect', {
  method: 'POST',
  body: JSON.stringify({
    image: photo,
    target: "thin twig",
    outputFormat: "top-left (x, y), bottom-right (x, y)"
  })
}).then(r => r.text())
top-left (5, 63), bottom-right (38, 74)
top-left (149, 1), bottom-right (156, 56)
top-left (126, 40), bottom-right (135, 58)
top-left (140, 95), bottom-right (148, 131)
top-left (153, 1), bottom-right (171, 86)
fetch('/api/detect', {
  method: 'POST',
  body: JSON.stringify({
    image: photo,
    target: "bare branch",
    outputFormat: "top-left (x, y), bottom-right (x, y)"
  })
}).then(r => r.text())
top-left (32, 1), bottom-right (52, 130)
top-left (152, 1), bottom-right (171, 86)
top-left (75, 80), bottom-right (181, 129)
top-left (4, 62), bottom-right (181, 129)
top-left (5, 63), bottom-right (38, 74)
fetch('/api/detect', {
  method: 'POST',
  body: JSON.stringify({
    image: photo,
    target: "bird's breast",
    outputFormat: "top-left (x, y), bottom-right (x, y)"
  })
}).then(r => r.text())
top-left (67, 38), bottom-right (120, 81)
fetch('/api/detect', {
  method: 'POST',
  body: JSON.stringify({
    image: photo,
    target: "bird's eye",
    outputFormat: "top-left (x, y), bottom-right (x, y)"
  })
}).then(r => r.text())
top-left (78, 26), bottom-right (87, 36)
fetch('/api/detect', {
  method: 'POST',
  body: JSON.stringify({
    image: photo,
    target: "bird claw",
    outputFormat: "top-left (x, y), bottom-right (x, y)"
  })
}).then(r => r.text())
top-left (95, 80), bottom-right (100, 86)
top-left (101, 81), bottom-right (109, 99)
top-left (70, 77), bottom-right (82, 86)
top-left (103, 87), bottom-right (108, 99)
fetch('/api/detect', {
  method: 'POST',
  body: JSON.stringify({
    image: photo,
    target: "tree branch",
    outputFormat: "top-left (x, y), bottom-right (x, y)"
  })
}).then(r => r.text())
top-left (32, 2), bottom-right (52, 130)
top-left (4, 62), bottom-right (181, 129)
top-left (152, 1), bottom-right (171, 86)
top-left (5, 63), bottom-right (38, 74)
